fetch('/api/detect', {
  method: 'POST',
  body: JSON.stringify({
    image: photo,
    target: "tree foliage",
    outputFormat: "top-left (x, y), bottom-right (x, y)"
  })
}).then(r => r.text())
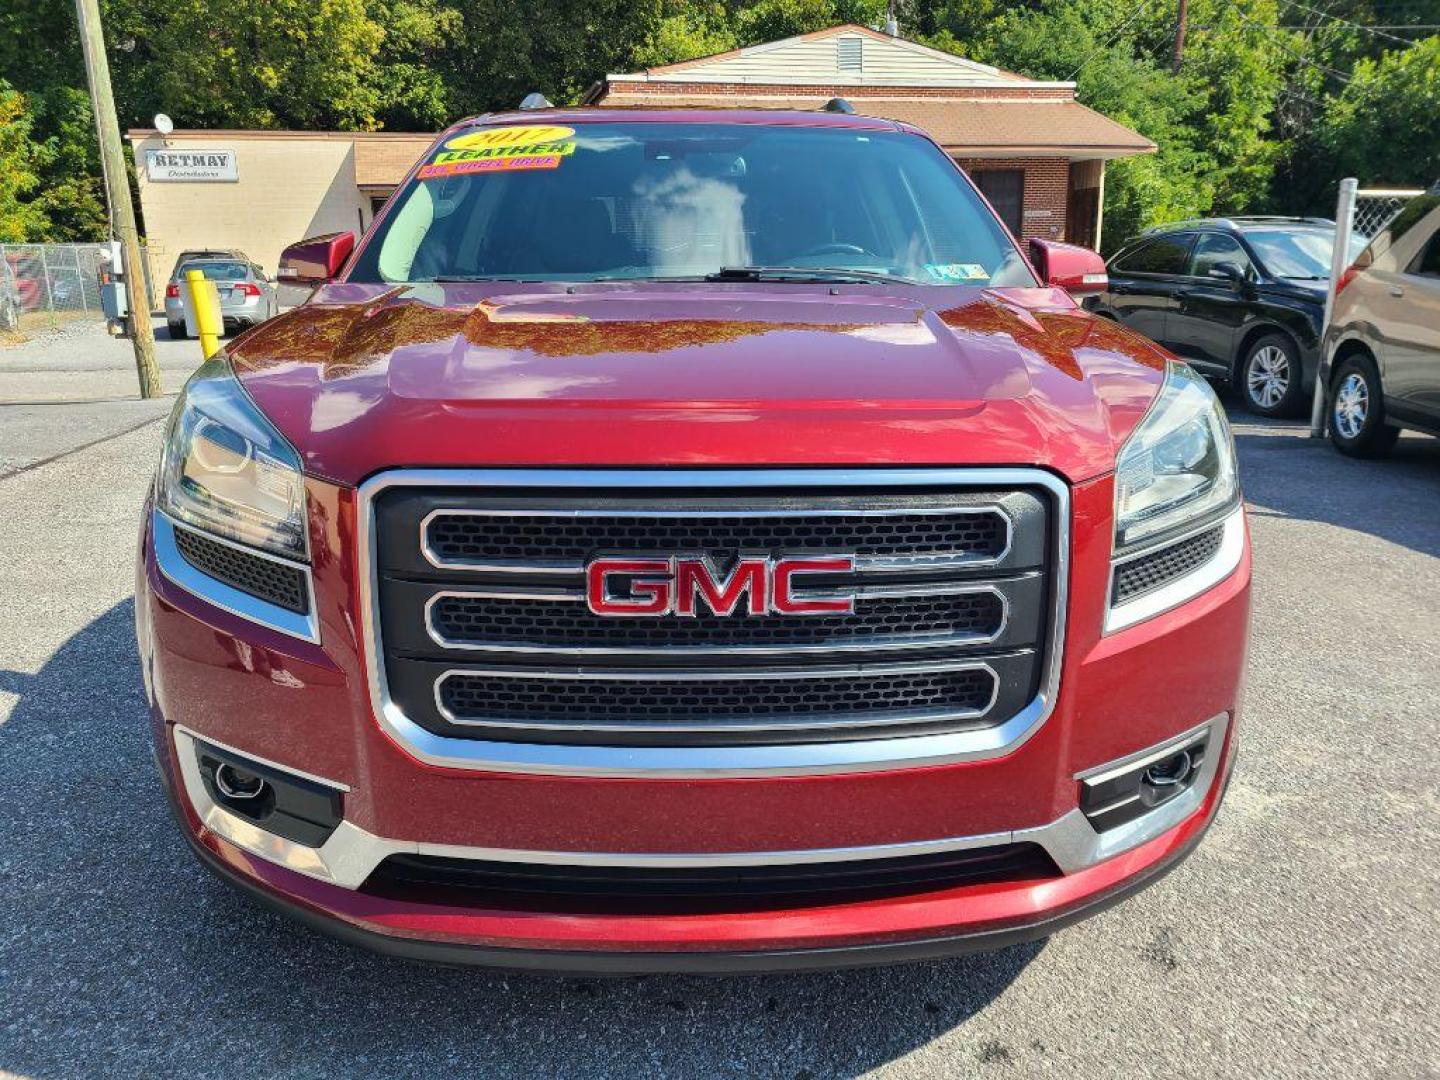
top-left (1317, 36), bottom-right (1440, 187)
top-left (0, 81), bottom-right (46, 242)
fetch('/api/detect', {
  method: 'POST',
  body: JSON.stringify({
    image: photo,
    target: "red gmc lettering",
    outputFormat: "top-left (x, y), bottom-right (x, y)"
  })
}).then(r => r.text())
top-left (586, 556), bottom-right (855, 616)
top-left (770, 557), bottom-right (856, 614)
top-left (585, 558), bottom-right (671, 615)
top-left (675, 558), bottom-right (766, 616)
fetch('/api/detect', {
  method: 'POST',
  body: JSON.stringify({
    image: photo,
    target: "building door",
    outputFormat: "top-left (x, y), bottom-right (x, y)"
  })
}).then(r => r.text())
top-left (1068, 185), bottom-right (1099, 249)
top-left (973, 170), bottom-right (1025, 238)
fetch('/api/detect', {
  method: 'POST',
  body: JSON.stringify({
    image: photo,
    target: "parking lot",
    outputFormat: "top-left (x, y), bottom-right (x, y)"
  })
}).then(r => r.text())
top-left (1, 322), bottom-right (1437, 1078)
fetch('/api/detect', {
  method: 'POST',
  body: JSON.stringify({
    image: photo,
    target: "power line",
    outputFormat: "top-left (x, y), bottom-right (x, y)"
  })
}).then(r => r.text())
top-left (1066, 0), bottom-right (1161, 79)
top-left (1228, 4), bottom-right (1354, 83)
top-left (1276, 0), bottom-right (1425, 47)
top-left (1191, 22), bottom-right (1440, 29)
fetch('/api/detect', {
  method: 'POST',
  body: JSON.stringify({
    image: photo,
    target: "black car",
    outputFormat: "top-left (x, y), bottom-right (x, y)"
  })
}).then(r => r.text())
top-left (1086, 217), bottom-right (1360, 416)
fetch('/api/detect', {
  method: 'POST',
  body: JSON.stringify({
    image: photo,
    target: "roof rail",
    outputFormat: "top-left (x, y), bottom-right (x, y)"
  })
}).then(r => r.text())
top-left (822, 97), bottom-right (855, 114)
top-left (1139, 218), bottom-right (1233, 236)
top-left (518, 92), bottom-right (554, 110)
top-left (1140, 214), bottom-right (1337, 237)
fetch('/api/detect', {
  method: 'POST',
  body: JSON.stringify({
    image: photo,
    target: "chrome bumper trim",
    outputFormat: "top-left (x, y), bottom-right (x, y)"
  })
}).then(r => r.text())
top-left (173, 713), bottom-right (1229, 891)
top-left (358, 467), bottom-right (1069, 778)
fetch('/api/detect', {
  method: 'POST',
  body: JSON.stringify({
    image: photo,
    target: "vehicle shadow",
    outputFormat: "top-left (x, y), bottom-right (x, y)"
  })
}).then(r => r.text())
top-left (1228, 412), bottom-right (1440, 559)
top-left (0, 601), bottom-right (1041, 1079)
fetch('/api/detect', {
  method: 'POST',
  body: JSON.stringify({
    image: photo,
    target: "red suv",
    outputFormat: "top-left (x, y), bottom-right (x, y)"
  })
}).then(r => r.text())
top-left (137, 108), bottom-right (1250, 972)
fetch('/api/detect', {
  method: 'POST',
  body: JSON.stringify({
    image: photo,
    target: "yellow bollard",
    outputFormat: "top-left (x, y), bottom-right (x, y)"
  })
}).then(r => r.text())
top-left (184, 268), bottom-right (224, 359)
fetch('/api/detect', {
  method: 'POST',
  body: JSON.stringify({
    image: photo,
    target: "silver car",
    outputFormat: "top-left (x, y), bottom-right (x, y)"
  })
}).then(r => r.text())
top-left (164, 259), bottom-right (279, 339)
top-left (1325, 190), bottom-right (1440, 456)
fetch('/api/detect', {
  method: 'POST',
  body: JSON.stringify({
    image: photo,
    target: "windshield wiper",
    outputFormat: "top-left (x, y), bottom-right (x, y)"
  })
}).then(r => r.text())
top-left (706, 266), bottom-right (915, 286)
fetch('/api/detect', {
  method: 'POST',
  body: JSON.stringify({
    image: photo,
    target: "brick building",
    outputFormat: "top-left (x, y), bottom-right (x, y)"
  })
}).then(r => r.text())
top-left (584, 24), bottom-right (1155, 250)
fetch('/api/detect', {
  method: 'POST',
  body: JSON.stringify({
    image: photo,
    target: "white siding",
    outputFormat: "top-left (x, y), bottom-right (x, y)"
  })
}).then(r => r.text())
top-left (677, 34), bottom-right (1003, 84)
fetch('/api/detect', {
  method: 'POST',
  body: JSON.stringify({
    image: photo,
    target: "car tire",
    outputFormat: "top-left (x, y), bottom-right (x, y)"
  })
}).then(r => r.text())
top-left (1328, 353), bottom-right (1400, 458)
top-left (1239, 333), bottom-right (1306, 417)
top-left (167, 320), bottom-right (187, 340)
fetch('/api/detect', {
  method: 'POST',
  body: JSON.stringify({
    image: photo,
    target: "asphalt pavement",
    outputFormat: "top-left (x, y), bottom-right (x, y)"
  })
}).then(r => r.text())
top-left (1, 322), bottom-right (1437, 1078)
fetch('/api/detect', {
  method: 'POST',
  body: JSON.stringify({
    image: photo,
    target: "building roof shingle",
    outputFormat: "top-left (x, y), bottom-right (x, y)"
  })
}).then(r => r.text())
top-left (596, 95), bottom-right (1155, 157)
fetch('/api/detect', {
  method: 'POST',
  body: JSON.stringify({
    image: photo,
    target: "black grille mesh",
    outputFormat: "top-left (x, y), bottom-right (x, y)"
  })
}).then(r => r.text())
top-left (362, 843), bottom-right (1060, 912)
top-left (1113, 526), bottom-right (1224, 604)
top-left (431, 590), bottom-right (1004, 649)
top-left (426, 510), bottom-right (1007, 566)
top-left (439, 667), bottom-right (994, 727)
top-left (173, 526), bottom-right (308, 614)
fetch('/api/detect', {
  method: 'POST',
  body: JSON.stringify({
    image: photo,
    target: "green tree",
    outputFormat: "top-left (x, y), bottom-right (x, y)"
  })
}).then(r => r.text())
top-left (105, 0), bottom-right (388, 130)
top-left (0, 81), bottom-right (47, 241)
top-left (1317, 36), bottom-right (1440, 186)
top-left (633, 1), bottom-right (737, 68)
top-left (440, 0), bottom-right (664, 110)
top-left (733, 0), bottom-right (887, 43)
top-left (370, 0), bottom-right (464, 130)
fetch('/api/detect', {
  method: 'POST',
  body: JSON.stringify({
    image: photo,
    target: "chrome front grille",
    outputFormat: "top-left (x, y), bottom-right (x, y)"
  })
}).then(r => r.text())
top-left (422, 579), bottom-right (1041, 655)
top-left (421, 496), bottom-right (1011, 573)
top-left (370, 478), bottom-right (1059, 752)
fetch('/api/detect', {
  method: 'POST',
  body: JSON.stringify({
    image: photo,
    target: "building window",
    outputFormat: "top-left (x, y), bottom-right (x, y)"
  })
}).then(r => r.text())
top-left (973, 170), bottom-right (1025, 237)
top-left (837, 37), bottom-right (863, 72)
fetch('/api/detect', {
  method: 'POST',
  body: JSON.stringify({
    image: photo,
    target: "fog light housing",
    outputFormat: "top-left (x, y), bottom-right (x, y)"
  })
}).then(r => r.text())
top-left (1078, 730), bottom-right (1210, 833)
top-left (196, 742), bottom-right (343, 848)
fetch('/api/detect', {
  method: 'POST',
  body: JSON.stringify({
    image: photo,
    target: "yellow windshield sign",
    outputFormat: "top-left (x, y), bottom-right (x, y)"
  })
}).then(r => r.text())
top-left (444, 126), bottom-right (575, 152)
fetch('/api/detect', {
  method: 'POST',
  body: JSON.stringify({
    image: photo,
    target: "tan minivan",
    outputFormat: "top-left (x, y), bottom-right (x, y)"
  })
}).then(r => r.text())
top-left (1326, 189), bottom-right (1440, 456)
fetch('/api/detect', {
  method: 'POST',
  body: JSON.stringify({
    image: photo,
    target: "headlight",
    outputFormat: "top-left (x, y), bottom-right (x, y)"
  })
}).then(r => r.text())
top-left (157, 355), bottom-right (308, 561)
top-left (1114, 361), bottom-right (1238, 554)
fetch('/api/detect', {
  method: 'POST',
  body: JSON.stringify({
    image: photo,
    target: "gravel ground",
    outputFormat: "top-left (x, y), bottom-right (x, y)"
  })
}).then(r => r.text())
top-left (0, 390), bottom-right (1437, 1078)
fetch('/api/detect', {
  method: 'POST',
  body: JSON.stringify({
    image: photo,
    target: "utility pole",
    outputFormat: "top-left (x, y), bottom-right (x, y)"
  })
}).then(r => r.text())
top-left (1171, 0), bottom-right (1189, 73)
top-left (74, 0), bottom-right (161, 398)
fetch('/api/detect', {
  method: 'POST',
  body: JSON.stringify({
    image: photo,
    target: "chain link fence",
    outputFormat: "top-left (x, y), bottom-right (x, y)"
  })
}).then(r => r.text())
top-left (0, 243), bottom-right (118, 335)
top-left (1352, 190), bottom-right (1425, 241)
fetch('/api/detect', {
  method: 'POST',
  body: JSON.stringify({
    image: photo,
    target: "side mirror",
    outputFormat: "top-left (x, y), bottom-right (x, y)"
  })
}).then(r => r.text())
top-left (277, 232), bottom-right (356, 286)
top-left (1207, 261), bottom-right (1245, 284)
top-left (1028, 238), bottom-right (1108, 294)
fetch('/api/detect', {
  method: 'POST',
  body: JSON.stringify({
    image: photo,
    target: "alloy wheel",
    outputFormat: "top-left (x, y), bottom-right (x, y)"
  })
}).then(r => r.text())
top-left (1333, 372), bottom-right (1369, 439)
top-left (1247, 345), bottom-right (1290, 409)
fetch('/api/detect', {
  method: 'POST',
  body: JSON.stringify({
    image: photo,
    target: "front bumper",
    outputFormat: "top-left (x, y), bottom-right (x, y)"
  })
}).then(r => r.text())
top-left (137, 472), bottom-right (1251, 971)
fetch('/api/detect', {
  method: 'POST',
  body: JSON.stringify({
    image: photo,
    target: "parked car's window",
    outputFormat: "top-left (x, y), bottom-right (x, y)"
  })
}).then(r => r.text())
top-left (1411, 231), bottom-right (1440, 278)
top-left (178, 261), bottom-right (250, 281)
top-left (1383, 195), bottom-right (1440, 246)
top-left (350, 122), bottom-right (1035, 287)
top-left (1241, 227), bottom-right (1361, 281)
top-left (1111, 234), bottom-right (1195, 275)
top-left (1189, 233), bottom-right (1251, 279)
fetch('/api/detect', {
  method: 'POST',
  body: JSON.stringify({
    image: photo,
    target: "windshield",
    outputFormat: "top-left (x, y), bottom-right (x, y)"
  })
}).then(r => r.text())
top-left (180, 262), bottom-right (249, 281)
top-left (348, 121), bottom-right (1034, 287)
top-left (1242, 227), bottom-right (1365, 280)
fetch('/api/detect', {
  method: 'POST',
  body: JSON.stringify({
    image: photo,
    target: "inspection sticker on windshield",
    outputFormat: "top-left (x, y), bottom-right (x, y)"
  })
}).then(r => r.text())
top-left (926, 263), bottom-right (989, 283)
top-left (417, 125), bottom-right (577, 180)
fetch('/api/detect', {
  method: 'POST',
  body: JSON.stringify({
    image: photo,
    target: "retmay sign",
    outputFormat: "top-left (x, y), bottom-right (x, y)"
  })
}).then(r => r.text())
top-left (145, 149), bottom-right (238, 182)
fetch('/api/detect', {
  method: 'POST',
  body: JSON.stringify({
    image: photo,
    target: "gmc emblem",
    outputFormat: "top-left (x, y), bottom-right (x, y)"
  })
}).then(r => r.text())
top-left (586, 555), bottom-right (855, 617)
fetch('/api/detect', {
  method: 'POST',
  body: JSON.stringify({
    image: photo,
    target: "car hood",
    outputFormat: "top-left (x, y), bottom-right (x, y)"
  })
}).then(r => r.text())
top-left (226, 282), bottom-right (1169, 487)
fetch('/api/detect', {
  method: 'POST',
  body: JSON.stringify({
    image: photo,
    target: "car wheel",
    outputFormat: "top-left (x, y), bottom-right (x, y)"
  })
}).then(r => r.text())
top-left (1328, 353), bottom-right (1399, 458)
top-left (167, 320), bottom-right (187, 340)
top-left (1240, 333), bottom-right (1306, 417)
